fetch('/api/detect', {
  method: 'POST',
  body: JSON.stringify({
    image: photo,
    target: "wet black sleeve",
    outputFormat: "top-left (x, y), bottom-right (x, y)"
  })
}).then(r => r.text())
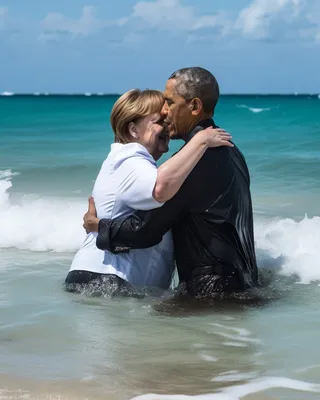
top-left (96, 185), bottom-right (188, 253)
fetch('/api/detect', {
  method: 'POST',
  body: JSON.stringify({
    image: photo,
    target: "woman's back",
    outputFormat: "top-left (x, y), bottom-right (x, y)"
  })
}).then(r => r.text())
top-left (69, 142), bottom-right (174, 289)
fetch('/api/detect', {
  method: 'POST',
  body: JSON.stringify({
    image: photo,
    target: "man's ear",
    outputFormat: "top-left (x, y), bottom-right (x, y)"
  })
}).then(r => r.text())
top-left (190, 98), bottom-right (202, 116)
top-left (128, 122), bottom-right (139, 139)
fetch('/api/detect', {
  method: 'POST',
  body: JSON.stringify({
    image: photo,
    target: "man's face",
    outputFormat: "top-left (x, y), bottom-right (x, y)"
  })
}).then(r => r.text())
top-left (162, 79), bottom-right (195, 140)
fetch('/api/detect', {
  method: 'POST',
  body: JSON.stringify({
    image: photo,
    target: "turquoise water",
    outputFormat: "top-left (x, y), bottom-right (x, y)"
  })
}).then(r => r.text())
top-left (1, 95), bottom-right (319, 216)
top-left (1, 95), bottom-right (320, 400)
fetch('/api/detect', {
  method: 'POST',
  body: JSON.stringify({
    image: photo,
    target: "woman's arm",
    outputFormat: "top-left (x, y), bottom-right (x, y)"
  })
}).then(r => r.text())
top-left (153, 127), bottom-right (233, 202)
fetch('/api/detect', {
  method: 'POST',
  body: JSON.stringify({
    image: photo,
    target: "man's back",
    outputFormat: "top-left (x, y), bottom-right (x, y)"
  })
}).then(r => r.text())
top-left (172, 140), bottom-right (258, 289)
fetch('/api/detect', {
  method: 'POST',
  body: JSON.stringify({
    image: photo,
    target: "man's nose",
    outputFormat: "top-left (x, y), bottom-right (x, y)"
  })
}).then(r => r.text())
top-left (161, 101), bottom-right (169, 116)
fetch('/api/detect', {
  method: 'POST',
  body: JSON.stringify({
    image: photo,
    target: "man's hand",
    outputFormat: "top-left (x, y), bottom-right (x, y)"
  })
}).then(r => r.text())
top-left (83, 196), bottom-right (99, 233)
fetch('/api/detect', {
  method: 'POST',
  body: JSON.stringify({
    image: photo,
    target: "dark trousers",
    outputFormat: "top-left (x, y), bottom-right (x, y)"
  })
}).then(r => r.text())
top-left (177, 265), bottom-right (242, 299)
top-left (64, 270), bottom-right (144, 298)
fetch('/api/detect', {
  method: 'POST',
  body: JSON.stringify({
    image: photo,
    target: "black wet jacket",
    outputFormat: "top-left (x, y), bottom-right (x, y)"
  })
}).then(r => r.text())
top-left (96, 119), bottom-right (258, 289)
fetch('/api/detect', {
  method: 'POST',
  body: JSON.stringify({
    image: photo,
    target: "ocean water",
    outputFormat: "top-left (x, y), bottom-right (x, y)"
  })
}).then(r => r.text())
top-left (1, 94), bottom-right (320, 400)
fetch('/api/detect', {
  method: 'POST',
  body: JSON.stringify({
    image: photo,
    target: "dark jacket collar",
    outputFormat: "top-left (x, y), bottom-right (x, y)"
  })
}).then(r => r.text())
top-left (185, 118), bottom-right (217, 143)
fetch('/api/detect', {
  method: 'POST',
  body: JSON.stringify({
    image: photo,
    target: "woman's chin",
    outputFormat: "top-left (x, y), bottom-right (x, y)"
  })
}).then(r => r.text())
top-left (160, 144), bottom-right (169, 154)
top-left (152, 146), bottom-right (169, 161)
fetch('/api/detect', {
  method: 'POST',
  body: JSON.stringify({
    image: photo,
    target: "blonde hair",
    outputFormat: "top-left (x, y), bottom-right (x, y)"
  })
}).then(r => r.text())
top-left (110, 89), bottom-right (165, 144)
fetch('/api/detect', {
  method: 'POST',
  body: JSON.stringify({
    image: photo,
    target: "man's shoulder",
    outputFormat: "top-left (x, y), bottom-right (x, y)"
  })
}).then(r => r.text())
top-left (200, 145), bottom-right (233, 165)
top-left (184, 144), bottom-right (247, 185)
top-left (204, 142), bottom-right (247, 163)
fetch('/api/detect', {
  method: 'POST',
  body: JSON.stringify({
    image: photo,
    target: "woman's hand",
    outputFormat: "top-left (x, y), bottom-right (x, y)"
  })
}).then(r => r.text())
top-left (199, 127), bottom-right (234, 148)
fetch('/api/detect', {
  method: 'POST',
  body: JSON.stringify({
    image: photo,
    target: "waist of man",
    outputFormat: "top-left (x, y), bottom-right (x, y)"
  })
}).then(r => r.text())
top-left (179, 264), bottom-right (242, 297)
top-left (190, 264), bottom-right (237, 278)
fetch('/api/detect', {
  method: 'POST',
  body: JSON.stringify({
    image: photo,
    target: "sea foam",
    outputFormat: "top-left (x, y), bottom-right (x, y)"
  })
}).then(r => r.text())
top-left (236, 104), bottom-right (271, 113)
top-left (1, 170), bottom-right (320, 284)
top-left (1, 170), bottom-right (86, 253)
top-left (130, 377), bottom-right (320, 400)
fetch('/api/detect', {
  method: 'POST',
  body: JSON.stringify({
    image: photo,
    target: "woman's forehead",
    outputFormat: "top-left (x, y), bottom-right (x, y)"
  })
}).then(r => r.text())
top-left (148, 112), bottom-right (162, 122)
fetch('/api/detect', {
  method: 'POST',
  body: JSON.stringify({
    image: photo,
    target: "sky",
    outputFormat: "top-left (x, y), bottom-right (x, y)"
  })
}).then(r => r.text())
top-left (1, 0), bottom-right (320, 94)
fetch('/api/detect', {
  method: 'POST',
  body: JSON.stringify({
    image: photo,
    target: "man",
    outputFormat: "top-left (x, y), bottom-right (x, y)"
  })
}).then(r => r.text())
top-left (84, 67), bottom-right (259, 298)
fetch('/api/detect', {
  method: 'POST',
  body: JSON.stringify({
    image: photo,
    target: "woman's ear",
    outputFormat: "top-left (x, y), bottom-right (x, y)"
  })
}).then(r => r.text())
top-left (128, 122), bottom-right (139, 139)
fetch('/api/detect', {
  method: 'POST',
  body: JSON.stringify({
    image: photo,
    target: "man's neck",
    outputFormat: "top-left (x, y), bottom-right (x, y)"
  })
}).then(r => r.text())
top-left (184, 118), bottom-right (216, 143)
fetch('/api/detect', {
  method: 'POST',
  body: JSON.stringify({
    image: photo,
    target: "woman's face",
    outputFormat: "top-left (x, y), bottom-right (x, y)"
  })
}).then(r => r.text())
top-left (131, 113), bottom-right (170, 160)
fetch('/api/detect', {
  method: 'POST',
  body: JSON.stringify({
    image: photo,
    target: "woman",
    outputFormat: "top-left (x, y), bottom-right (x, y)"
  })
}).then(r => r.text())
top-left (65, 89), bottom-right (232, 297)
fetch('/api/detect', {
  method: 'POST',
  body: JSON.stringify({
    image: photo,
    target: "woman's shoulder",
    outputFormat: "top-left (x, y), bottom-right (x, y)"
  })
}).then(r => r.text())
top-left (111, 142), bottom-right (155, 167)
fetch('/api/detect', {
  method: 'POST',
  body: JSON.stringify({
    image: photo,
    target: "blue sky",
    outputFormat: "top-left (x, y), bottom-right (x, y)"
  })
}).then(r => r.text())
top-left (1, 0), bottom-right (320, 93)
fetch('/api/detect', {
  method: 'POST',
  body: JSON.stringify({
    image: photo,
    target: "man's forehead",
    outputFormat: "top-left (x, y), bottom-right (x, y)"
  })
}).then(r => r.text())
top-left (164, 79), bottom-right (176, 98)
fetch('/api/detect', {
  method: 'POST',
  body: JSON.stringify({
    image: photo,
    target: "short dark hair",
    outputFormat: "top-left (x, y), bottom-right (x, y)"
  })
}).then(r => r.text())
top-left (169, 67), bottom-right (220, 114)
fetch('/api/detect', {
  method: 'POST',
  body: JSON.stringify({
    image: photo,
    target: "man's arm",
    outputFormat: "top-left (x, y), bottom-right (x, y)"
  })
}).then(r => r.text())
top-left (95, 186), bottom-right (187, 253)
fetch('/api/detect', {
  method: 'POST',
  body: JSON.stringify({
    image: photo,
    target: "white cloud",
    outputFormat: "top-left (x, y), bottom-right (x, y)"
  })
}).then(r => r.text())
top-left (235, 0), bottom-right (320, 43)
top-left (236, 0), bottom-right (303, 39)
top-left (0, 6), bottom-right (8, 28)
top-left (132, 0), bottom-right (320, 44)
top-left (2, 0), bottom-right (320, 46)
top-left (129, 0), bottom-right (309, 41)
top-left (40, 6), bottom-right (125, 40)
top-left (132, 0), bottom-right (224, 33)
top-left (192, 15), bottom-right (219, 30)
top-left (41, 6), bottom-right (104, 37)
top-left (132, 0), bottom-right (193, 29)
top-left (191, 12), bottom-right (232, 38)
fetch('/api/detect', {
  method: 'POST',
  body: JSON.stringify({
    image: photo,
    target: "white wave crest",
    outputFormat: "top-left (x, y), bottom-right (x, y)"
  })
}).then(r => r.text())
top-left (255, 216), bottom-right (320, 284)
top-left (1, 171), bottom-right (319, 284)
top-left (237, 104), bottom-right (271, 113)
top-left (0, 169), bottom-right (20, 179)
top-left (0, 170), bottom-right (86, 252)
top-left (130, 377), bottom-right (320, 400)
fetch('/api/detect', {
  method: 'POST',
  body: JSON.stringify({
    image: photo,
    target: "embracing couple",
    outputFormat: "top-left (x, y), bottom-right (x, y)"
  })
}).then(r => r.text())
top-left (65, 67), bottom-right (259, 299)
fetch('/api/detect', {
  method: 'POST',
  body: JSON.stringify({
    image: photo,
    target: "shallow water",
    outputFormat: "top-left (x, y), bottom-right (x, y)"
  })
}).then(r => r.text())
top-left (1, 256), bottom-right (320, 400)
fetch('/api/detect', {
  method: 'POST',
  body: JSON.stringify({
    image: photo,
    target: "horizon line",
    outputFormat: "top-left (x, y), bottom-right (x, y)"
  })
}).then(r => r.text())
top-left (1, 92), bottom-right (320, 96)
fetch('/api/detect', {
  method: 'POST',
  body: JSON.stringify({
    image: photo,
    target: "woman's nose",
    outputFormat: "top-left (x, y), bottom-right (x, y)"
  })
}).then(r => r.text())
top-left (161, 102), bottom-right (169, 116)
